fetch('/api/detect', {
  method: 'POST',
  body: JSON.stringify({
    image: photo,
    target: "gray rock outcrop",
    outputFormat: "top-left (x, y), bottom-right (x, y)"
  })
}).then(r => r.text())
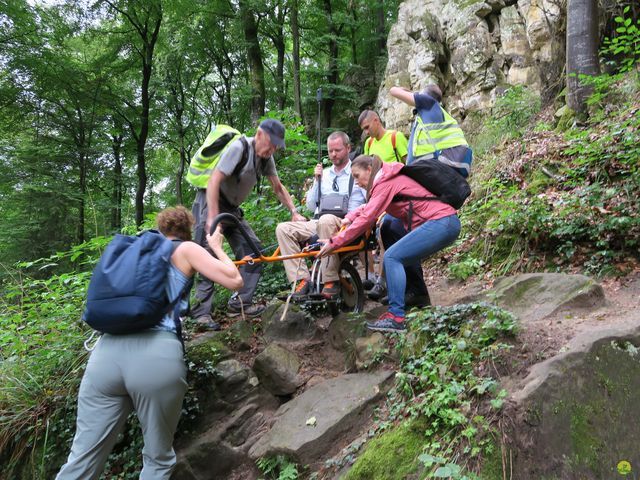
top-left (379, 0), bottom-right (566, 126)
top-left (468, 273), bottom-right (606, 322)
top-left (506, 321), bottom-right (640, 478)
top-left (174, 359), bottom-right (280, 480)
top-left (249, 370), bottom-right (395, 464)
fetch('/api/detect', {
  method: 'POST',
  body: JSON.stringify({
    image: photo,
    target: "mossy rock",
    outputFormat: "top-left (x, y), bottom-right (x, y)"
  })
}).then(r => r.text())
top-left (186, 331), bottom-right (231, 366)
top-left (554, 104), bottom-right (576, 131)
top-left (344, 418), bottom-right (425, 480)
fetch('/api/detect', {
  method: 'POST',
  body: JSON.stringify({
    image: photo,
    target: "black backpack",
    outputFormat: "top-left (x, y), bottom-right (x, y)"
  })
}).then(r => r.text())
top-left (394, 157), bottom-right (471, 210)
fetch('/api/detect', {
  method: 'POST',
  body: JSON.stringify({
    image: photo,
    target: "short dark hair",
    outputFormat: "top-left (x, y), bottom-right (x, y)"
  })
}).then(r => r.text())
top-left (423, 84), bottom-right (443, 103)
top-left (358, 110), bottom-right (378, 126)
top-left (157, 206), bottom-right (194, 241)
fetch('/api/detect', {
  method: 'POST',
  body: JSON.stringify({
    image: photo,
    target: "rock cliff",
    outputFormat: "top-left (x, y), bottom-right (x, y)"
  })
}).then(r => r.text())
top-left (378, 0), bottom-right (566, 128)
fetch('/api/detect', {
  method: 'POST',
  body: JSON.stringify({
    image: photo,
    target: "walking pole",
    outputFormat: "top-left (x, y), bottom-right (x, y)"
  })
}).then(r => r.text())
top-left (314, 87), bottom-right (323, 219)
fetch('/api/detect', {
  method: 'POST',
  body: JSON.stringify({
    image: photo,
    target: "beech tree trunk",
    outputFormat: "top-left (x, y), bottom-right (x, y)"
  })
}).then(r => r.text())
top-left (566, 0), bottom-right (600, 116)
top-left (239, 0), bottom-right (265, 123)
top-left (291, 0), bottom-right (303, 119)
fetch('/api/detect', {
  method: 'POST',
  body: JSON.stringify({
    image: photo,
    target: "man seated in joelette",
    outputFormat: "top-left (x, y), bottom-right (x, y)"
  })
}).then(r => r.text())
top-left (275, 131), bottom-right (366, 299)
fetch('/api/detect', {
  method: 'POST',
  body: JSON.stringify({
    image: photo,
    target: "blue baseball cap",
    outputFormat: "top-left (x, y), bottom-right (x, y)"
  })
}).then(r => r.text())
top-left (259, 119), bottom-right (286, 149)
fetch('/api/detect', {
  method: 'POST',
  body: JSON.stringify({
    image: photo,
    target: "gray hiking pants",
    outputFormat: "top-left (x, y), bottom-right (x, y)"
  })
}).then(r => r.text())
top-left (191, 189), bottom-right (264, 317)
top-left (56, 331), bottom-right (187, 480)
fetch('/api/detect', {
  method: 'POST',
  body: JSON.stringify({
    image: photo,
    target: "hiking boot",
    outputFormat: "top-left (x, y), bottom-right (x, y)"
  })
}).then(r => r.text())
top-left (380, 293), bottom-right (430, 308)
top-left (291, 278), bottom-right (311, 300)
top-left (227, 302), bottom-right (266, 318)
top-left (366, 311), bottom-right (406, 333)
top-left (194, 315), bottom-right (221, 331)
top-left (321, 281), bottom-right (340, 299)
top-left (367, 283), bottom-right (387, 301)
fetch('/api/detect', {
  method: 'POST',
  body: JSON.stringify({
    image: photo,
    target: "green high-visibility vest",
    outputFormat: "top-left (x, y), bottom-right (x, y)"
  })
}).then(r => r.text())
top-left (186, 125), bottom-right (241, 188)
top-left (412, 106), bottom-right (468, 159)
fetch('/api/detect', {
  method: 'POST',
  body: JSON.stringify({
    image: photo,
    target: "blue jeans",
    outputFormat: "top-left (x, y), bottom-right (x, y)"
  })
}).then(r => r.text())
top-left (382, 214), bottom-right (461, 317)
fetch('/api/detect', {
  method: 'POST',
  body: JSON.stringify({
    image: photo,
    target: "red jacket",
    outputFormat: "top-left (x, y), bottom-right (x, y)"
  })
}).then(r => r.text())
top-left (329, 162), bottom-right (456, 249)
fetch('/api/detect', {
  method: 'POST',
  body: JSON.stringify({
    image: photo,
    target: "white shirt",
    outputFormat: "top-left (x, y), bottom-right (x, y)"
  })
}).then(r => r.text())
top-left (305, 161), bottom-right (367, 214)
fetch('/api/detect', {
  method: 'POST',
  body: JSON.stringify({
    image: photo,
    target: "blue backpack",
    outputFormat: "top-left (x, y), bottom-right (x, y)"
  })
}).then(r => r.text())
top-left (83, 230), bottom-right (188, 335)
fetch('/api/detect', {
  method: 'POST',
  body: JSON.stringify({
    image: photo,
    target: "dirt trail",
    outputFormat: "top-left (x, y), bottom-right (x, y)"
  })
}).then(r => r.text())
top-left (428, 269), bottom-right (640, 378)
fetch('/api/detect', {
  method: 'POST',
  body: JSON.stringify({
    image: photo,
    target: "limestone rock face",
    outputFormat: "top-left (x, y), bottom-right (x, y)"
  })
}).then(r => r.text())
top-left (378, 0), bottom-right (567, 130)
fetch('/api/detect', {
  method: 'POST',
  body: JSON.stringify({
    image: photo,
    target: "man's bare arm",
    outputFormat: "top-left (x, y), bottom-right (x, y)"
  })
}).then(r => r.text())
top-left (389, 86), bottom-right (416, 106)
top-left (268, 175), bottom-right (306, 221)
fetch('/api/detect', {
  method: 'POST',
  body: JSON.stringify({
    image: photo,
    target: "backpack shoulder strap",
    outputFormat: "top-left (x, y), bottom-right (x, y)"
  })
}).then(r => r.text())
top-left (348, 174), bottom-right (354, 197)
top-left (391, 130), bottom-right (402, 163)
top-left (365, 137), bottom-right (374, 155)
top-left (230, 136), bottom-right (250, 179)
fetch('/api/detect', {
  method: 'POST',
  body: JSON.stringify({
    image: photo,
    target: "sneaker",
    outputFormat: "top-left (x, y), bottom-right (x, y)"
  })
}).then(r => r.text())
top-left (380, 293), bottom-right (430, 308)
top-left (366, 311), bottom-right (406, 332)
top-left (367, 283), bottom-right (387, 301)
top-left (362, 278), bottom-right (375, 291)
top-left (291, 278), bottom-right (311, 300)
top-left (227, 302), bottom-right (266, 317)
top-left (194, 315), bottom-right (221, 331)
top-left (321, 281), bottom-right (340, 299)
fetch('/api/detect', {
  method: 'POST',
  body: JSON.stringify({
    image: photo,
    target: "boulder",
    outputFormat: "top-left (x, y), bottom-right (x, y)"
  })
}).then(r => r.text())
top-left (249, 370), bottom-right (395, 464)
top-left (261, 301), bottom-right (318, 342)
top-left (253, 343), bottom-right (303, 396)
top-left (506, 320), bottom-right (640, 478)
top-left (486, 273), bottom-right (606, 322)
top-left (226, 318), bottom-right (254, 351)
top-left (355, 333), bottom-right (388, 370)
top-left (329, 306), bottom-right (386, 350)
top-left (328, 311), bottom-right (369, 352)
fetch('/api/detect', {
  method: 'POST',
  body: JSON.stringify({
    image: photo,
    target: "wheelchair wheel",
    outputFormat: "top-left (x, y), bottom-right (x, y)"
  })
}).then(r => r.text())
top-left (328, 259), bottom-right (364, 316)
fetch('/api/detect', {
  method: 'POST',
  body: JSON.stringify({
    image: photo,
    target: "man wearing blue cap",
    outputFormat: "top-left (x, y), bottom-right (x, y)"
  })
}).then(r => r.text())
top-left (191, 119), bottom-right (305, 324)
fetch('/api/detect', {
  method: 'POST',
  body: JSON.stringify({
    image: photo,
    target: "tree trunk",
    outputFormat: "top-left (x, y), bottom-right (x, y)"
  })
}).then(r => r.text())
top-left (566, 0), bottom-right (600, 116)
top-left (322, 0), bottom-right (339, 129)
top-left (78, 152), bottom-right (86, 243)
top-left (239, 0), bottom-right (265, 123)
top-left (106, 0), bottom-right (162, 226)
top-left (291, 0), bottom-right (303, 119)
top-left (111, 132), bottom-right (123, 231)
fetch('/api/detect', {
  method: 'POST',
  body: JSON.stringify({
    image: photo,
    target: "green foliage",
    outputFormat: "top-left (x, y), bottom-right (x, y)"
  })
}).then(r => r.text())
top-left (601, 6), bottom-right (640, 73)
top-left (257, 454), bottom-right (300, 480)
top-left (348, 303), bottom-right (516, 479)
top-left (470, 86), bottom-right (540, 156)
top-left (0, 239), bottom-right (101, 478)
top-left (448, 256), bottom-right (484, 281)
top-left (453, 77), bottom-right (640, 277)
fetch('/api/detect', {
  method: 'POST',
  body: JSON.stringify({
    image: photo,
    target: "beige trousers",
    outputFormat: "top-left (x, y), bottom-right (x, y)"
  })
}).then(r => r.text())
top-left (275, 215), bottom-right (342, 283)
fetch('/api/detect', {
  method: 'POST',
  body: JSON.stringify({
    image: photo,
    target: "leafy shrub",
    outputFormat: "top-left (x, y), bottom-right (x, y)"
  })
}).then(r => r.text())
top-left (601, 6), bottom-right (640, 73)
top-left (257, 454), bottom-right (300, 480)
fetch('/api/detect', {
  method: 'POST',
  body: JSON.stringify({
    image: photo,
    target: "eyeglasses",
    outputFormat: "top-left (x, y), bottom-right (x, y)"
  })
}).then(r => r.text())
top-left (332, 176), bottom-right (339, 192)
